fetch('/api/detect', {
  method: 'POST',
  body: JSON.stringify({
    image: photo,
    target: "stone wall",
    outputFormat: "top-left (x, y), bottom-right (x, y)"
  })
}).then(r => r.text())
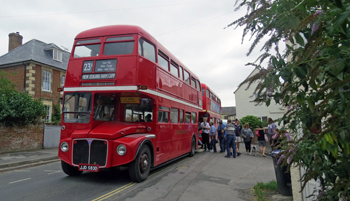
top-left (0, 124), bottom-right (44, 154)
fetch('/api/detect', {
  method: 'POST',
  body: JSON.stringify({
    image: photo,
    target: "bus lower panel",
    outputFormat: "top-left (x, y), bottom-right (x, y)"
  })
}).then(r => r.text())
top-left (73, 139), bottom-right (107, 166)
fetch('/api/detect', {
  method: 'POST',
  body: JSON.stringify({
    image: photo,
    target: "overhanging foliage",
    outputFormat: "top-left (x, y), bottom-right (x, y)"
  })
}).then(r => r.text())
top-left (229, 0), bottom-right (350, 199)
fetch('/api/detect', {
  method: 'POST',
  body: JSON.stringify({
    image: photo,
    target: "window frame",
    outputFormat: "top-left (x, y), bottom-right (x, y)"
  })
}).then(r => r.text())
top-left (185, 112), bottom-right (191, 124)
top-left (191, 77), bottom-right (196, 88)
top-left (158, 106), bottom-right (170, 123)
top-left (184, 70), bottom-right (190, 85)
top-left (179, 66), bottom-right (184, 80)
top-left (158, 54), bottom-right (169, 71)
top-left (191, 112), bottom-right (197, 124)
top-left (170, 63), bottom-right (179, 77)
top-left (42, 70), bottom-right (51, 92)
top-left (53, 49), bottom-right (62, 62)
top-left (138, 38), bottom-right (156, 62)
top-left (170, 108), bottom-right (179, 123)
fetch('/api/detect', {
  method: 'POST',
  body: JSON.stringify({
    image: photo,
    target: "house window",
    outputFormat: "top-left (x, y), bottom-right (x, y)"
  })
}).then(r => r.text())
top-left (61, 75), bottom-right (66, 87)
top-left (43, 105), bottom-right (51, 122)
top-left (43, 70), bottom-right (51, 92)
top-left (53, 49), bottom-right (62, 62)
top-left (259, 116), bottom-right (268, 124)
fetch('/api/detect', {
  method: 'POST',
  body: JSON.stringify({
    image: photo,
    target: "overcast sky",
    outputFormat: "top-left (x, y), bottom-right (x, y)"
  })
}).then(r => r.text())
top-left (0, 0), bottom-right (265, 107)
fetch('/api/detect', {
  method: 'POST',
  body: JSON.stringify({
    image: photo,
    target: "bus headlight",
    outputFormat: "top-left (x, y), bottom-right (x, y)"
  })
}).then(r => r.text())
top-left (60, 142), bottom-right (69, 152)
top-left (117, 145), bottom-right (126, 156)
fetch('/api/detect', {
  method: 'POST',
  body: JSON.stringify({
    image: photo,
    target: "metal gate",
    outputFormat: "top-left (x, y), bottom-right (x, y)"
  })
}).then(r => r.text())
top-left (43, 125), bottom-right (61, 148)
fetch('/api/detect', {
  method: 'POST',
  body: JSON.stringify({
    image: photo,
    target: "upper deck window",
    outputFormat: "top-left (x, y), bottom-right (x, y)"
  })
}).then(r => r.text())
top-left (76, 39), bottom-right (100, 44)
top-left (206, 89), bottom-right (210, 98)
top-left (184, 70), bottom-right (190, 85)
top-left (191, 77), bottom-right (196, 88)
top-left (196, 80), bottom-right (201, 91)
top-left (158, 55), bottom-right (169, 70)
top-left (74, 44), bottom-right (101, 58)
top-left (170, 63), bottom-right (179, 77)
top-left (138, 38), bottom-right (156, 62)
top-left (179, 66), bottom-right (183, 80)
top-left (106, 36), bottom-right (133, 41)
top-left (103, 41), bottom-right (134, 55)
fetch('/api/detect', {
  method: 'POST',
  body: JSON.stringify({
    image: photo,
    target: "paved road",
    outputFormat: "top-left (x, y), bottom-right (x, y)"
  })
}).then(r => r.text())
top-left (0, 145), bottom-right (280, 201)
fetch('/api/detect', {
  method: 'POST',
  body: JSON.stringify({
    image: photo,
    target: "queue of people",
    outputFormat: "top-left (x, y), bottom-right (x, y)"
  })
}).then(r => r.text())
top-left (199, 118), bottom-right (282, 158)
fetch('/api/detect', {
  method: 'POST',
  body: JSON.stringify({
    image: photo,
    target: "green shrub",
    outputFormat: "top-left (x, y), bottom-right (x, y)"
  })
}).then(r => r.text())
top-left (0, 91), bottom-right (45, 126)
top-left (51, 102), bottom-right (61, 124)
top-left (240, 115), bottom-right (263, 130)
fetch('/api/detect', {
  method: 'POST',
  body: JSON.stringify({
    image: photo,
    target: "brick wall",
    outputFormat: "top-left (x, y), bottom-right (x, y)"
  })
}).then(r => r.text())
top-left (1, 65), bottom-right (25, 93)
top-left (0, 124), bottom-right (44, 154)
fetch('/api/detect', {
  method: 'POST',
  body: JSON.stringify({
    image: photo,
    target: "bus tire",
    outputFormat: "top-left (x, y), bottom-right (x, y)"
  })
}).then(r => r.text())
top-left (129, 145), bottom-right (151, 182)
top-left (61, 161), bottom-right (82, 176)
top-left (189, 136), bottom-right (196, 157)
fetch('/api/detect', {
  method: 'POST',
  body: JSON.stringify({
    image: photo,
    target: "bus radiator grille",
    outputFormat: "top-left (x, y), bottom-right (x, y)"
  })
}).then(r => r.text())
top-left (90, 140), bottom-right (107, 166)
top-left (72, 139), bottom-right (107, 166)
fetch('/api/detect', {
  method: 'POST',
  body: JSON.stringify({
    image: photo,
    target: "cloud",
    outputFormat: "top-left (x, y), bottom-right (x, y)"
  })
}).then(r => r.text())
top-left (0, 0), bottom-right (267, 107)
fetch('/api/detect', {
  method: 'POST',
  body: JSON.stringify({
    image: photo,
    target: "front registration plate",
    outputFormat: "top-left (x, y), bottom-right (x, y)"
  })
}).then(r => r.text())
top-left (79, 164), bottom-right (99, 172)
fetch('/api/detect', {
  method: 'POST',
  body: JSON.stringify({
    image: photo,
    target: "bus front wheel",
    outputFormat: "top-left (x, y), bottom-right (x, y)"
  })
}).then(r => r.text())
top-left (129, 145), bottom-right (151, 182)
top-left (61, 161), bottom-right (82, 176)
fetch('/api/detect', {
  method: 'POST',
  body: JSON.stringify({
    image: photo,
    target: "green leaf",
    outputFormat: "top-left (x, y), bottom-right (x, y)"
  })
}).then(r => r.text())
top-left (295, 33), bottom-right (305, 47)
top-left (324, 133), bottom-right (333, 145)
top-left (329, 58), bottom-right (345, 76)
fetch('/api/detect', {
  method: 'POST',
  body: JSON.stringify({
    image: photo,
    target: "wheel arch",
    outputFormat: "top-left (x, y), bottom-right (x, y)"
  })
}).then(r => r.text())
top-left (134, 139), bottom-right (155, 168)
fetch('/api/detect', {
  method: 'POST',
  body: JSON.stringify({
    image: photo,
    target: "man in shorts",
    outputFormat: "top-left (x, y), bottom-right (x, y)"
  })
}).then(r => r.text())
top-left (234, 119), bottom-right (242, 156)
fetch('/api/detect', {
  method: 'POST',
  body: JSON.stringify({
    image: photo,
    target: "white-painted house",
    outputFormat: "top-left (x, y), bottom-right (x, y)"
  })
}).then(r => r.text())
top-left (234, 67), bottom-right (286, 122)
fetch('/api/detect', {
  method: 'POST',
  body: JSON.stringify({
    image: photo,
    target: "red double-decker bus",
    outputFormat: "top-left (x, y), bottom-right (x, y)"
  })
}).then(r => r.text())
top-left (199, 83), bottom-right (221, 126)
top-left (58, 25), bottom-right (202, 182)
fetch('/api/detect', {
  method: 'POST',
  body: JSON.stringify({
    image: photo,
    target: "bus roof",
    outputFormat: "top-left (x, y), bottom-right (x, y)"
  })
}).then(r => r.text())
top-left (75, 25), bottom-right (199, 81)
top-left (201, 83), bottom-right (220, 99)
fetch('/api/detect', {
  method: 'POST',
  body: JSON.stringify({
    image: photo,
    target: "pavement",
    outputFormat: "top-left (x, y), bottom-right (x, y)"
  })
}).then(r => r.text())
top-left (0, 144), bottom-right (293, 201)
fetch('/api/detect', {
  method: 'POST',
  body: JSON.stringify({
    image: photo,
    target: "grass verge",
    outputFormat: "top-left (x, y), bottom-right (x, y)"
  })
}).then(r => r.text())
top-left (253, 180), bottom-right (278, 201)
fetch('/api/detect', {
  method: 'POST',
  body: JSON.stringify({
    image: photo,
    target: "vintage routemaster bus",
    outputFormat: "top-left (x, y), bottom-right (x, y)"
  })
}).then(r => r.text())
top-left (58, 25), bottom-right (202, 182)
top-left (199, 83), bottom-right (221, 126)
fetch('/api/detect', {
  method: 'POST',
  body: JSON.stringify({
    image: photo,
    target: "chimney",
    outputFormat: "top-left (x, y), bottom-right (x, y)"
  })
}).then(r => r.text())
top-left (8, 32), bottom-right (23, 52)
